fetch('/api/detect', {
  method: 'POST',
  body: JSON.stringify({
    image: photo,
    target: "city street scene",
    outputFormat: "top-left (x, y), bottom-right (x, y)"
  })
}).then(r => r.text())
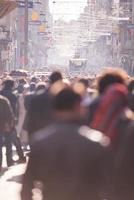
top-left (0, 0), bottom-right (134, 200)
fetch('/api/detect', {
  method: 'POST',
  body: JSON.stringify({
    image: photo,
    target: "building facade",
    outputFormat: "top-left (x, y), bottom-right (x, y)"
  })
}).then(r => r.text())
top-left (0, 0), bottom-right (17, 73)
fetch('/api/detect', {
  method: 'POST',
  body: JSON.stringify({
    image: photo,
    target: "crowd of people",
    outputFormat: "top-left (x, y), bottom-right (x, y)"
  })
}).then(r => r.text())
top-left (0, 68), bottom-right (134, 200)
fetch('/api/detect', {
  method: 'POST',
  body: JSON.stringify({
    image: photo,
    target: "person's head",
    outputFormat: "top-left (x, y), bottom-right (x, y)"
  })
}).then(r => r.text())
top-left (3, 78), bottom-right (14, 90)
top-left (73, 82), bottom-right (87, 97)
top-left (49, 71), bottom-right (62, 85)
top-left (97, 69), bottom-right (128, 94)
top-left (79, 78), bottom-right (89, 89)
top-left (53, 88), bottom-right (82, 120)
top-left (31, 76), bottom-right (37, 83)
top-left (19, 78), bottom-right (27, 85)
top-left (17, 84), bottom-right (24, 94)
top-left (36, 82), bottom-right (46, 94)
top-left (30, 82), bottom-right (36, 92)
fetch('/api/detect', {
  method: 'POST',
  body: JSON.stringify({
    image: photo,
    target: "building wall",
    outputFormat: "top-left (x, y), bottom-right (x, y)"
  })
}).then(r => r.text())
top-left (0, 8), bottom-right (17, 73)
top-left (118, 0), bottom-right (134, 75)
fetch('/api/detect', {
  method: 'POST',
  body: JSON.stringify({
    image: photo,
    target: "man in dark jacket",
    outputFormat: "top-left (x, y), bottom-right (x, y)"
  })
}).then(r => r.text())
top-left (0, 95), bottom-right (14, 168)
top-left (21, 89), bottom-right (111, 200)
top-left (0, 78), bottom-right (26, 163)
top-left (0, 79), bottom-right (17, 114)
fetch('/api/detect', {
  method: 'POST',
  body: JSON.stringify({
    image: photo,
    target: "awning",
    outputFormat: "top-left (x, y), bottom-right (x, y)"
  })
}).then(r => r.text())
top-left (0, 1), bottom-right (17, 19)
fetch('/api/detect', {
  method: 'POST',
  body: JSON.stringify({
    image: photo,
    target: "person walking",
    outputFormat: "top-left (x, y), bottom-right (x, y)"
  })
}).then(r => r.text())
top-left (0, 95), bottom-right (14, 169)
top-left (21, 89), bottom-right (111, 200)
top-left (0, 78), bottom-right (26, 163)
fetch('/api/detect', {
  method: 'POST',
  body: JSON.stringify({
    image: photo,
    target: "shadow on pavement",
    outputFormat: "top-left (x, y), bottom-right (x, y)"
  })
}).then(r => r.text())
top-left (7, 174), bottom-right (24, 184)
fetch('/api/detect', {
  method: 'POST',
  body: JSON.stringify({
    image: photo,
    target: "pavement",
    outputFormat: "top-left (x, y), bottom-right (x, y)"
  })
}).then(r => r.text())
top-left (0, 148), bottom-right (27, 200)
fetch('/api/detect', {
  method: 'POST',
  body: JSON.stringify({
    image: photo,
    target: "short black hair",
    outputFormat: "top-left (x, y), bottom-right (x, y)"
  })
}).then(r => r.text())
top-left (79, 78), bottom-right (89, 88)
top-left (31, 77), bottom-right (37, 83)
top-left (30, 82), bottom-right (36, 92)
top-left (3, 79), bottom-right (14, 89)
top-left (54, 88), bottom-right (81, 111)
top-left (19, 78), bottom-right (26, 85)
top-left (17, 84), bottom-right (24, 94)
top-left (49, 71), bottom-right (62, 84)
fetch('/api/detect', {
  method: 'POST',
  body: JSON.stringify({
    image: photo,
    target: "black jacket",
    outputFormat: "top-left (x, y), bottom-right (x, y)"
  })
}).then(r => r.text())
top-left (0, 89), bottom-right (17, 115)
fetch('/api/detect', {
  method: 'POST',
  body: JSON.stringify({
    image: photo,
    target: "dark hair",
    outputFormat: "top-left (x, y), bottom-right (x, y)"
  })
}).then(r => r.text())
top-left (3, 79), bottom-right (14, 90)
top-left (54, 88), bottom-right (81, 111)
top-left (17, 84), bottom-right (24, 94)
top-left (19, 78), bottom-right (26, 85)
top-left (31, 77), bottom-right (37, 83)
top-left (30, 82), bottom-right (36, 92)
top-left (36, 82), bottom-right (46, 92)
top-left (98, 69), bottom-right (127, 94)
top-left (79, 78), bottom-right (89, 88)
top-left (49, 71), bottom-right (62, 84)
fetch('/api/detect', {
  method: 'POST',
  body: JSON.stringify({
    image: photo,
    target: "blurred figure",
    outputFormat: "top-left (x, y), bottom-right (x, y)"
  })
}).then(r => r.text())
top-left (24, 83), bottom-right (34, 112)
top-left (26, 88), bottom-right (52, 136)
top-left (35, 82), bottom-right (46, 94)
top-left (21, 88), bottom-right (110, 200)
top-left (16, 84), bottom-right (26, 137)
top-left (0, 95), bottom-right (14, 168)
top-left (30, 76), bottom-right (37, 84)
top-left (113, 121), bottom-right (134, 200)
top-left (16, 84), bottom-right (29, 152)
top-left (26, 71), bottom-right (63, 137)
top-left (128, 79), bottom-right (134, 111)
top-left (90, 83), bottom-right (134, 147)
top-left (53, 88), bottom-right (82, 122)
top-left (0, 78), bottom-right (17, 114)
top-left (88, 69), bottom-right (128, 123)
top-left (17, 78), bottom-right (27, 87)
top-left (0, 78), bottom-right (26, 163)
top-left (49, 71), bottom-right (62, 85)
top-left (29, 82), bottom-right (36, 93)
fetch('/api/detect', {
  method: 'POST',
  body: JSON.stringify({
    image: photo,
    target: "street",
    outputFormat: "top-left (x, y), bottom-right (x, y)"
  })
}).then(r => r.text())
top-left (0, 164), bottom-right (26, 200)
top-left (0, 148), bottom-right (26, 200)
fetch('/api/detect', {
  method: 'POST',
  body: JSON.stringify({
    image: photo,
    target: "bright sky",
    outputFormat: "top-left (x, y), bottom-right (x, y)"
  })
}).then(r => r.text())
top-left (49, 0), bottom-right (87, 21)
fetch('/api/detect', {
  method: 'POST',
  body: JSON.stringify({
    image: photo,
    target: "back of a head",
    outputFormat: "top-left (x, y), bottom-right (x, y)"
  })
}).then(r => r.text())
top-left (19, 78), bottom-right (27, 85)
top-left (36, 82), bottom-right (46, 93)
top-left (54, 88), bottom-right (81, 112)
top-left (31, 76), bottom-right (37, 83)
top-left (30, 82), bottom-right (36, 92)
top-left (17, 84), bottom-right (24, 94)
top-left (49, 71), bottom-right (62, 84)
top-left (3, 78), bottom-right (14, 90)
top-left (98, 69), bottom-right (128, 94)
top-left (79, 78), bottom-right (89, 88)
